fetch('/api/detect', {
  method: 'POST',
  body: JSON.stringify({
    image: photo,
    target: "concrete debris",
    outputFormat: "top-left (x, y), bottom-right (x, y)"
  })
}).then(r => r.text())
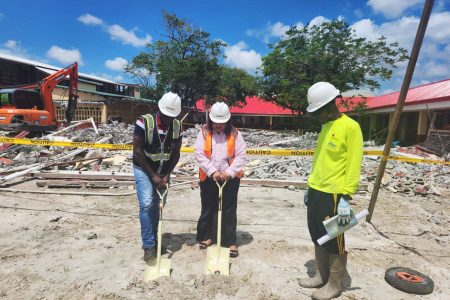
top-left (0, 123), bottom-right (448, 197)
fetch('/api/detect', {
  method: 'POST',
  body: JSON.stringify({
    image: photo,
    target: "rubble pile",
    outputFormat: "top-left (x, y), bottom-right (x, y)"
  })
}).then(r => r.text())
top-left (182, 125), bottom-right (318, 149)
top-left (239, 129), bottom-right (318, 149)
top-left (0, 122), bottom-right (448, 197)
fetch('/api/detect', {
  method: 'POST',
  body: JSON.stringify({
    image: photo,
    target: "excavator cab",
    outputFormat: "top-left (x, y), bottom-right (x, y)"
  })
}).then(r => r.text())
top-left (0, 62), bottom-right (78, 132)
top-left (0, 89), bottom-right (54, 131)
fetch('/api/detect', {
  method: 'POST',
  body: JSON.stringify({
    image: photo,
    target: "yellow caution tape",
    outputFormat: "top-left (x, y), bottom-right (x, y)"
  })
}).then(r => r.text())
top-left (1, 136), bottom-right (449, 165)
top-left (0, 136), bottom-right (132, 150)
top-left (386, 155), bottom-right (450, 165)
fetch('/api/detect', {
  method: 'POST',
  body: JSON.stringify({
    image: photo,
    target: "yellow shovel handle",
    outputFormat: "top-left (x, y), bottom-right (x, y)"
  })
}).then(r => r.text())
top-left (156, 183), bottom-right (169, 208)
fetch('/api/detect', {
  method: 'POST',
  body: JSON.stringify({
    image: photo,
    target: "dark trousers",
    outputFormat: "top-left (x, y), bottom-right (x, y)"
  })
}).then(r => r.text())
top-left (306, 187), bottom-right (346, 255)
top-left (197, 177), bottom-right (240, 247)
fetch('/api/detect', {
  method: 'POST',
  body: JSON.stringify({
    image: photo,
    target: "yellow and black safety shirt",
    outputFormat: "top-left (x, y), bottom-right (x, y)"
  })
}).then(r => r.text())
top-left (308, 114), bottom-right (363, 195)
top-left (133, 112), bottom-right (181, 175)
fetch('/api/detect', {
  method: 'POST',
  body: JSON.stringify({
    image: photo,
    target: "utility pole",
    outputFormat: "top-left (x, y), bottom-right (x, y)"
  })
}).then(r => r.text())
top-left (367, 0), bottom-right (434, 222)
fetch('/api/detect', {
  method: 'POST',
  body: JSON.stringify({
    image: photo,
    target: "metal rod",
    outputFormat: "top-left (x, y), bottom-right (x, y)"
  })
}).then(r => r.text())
top-left (366, 0), bottom-right (434, 223)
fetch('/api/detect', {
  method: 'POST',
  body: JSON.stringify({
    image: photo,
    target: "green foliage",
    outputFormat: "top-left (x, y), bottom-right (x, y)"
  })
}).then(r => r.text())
top-left (125, 12), bottom-right (224, 106)
top-left (207, 66), bottom-right (260, 107)
top-left (260, 20), bottom-right (408, 113)
top-left (125, 12), bottom-right (258, 107)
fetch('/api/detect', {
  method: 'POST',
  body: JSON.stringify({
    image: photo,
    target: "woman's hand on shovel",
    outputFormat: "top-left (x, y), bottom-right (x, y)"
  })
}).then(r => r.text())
top-left (219, 172), bottom-right (230, 182)
top-left (212, 171), bottom-right (222, 182)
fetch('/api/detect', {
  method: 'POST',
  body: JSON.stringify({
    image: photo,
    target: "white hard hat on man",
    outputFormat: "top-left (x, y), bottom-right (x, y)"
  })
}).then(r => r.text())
top-left (209, 102), bottom-right (231, 123)
top-left (306, 82), bottom-right (340, 113)
top-left (158, 92), bottom-right (182, 117)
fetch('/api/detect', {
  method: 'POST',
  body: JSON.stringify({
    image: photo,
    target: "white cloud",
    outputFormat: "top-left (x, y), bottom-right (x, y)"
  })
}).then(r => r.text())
top-left (0, 40), bottom-right (27, 57)
top-left (435, 0), bottom-right (448, 12)
top-left (77, 13), bottom-right (103, 26)
top-left (46, 46), bottom-right (84, 66)
top-left (427, 12), bottom-right (450, 43)
top-left (269, 22), bottom-right (290, 38)
top-left (105, 57), bottom-right (128, 71)
top-left (224, 41), bottom-right (262, 73)
top-left (351, 19), bottom-right (380, 41)
top-left (78, 13), bottom-right (151, 47)
top-left (247, 20), bottom-right (306, 43)
top-left (354, 9), bottom-right (364, 18)
top-left (90, 73), bottom-right (123, 82)
top-left (421, 61), bottom-right (449, 77)
top-left (308, 16), bottom-right (331, 27)
top-left (351, 12), bottom-right (450, 49)
top-left (351, 11), bottom-right (450, 93)
top-left (294, 21), bottom-right (304, 29)
top-left (247, 21), bottom-right (292, 43)
top-left (367, 0), bottom-right (423, 19)
top-left (106, 24), bottom-right (152, 47)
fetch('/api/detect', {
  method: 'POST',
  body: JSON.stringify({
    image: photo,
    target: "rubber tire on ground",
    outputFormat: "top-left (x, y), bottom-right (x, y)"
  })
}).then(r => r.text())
top-left (385, 267), bottom-right (434, 295)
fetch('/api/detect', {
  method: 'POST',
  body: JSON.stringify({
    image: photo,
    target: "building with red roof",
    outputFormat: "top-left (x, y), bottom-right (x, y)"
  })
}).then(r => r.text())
top-left (343, 79), bottom-right (450, 149)
top-left (195, 96), bottom-right (299, 129)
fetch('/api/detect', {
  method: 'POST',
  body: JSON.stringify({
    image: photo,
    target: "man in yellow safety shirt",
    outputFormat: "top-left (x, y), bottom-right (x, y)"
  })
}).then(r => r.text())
top-left (298, 82), bottom-right (363, 300)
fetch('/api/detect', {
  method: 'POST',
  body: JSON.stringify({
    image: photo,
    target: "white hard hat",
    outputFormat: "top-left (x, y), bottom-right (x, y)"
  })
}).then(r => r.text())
top-left (209, 102), bottom-right (231, 123)
top-left (158, 92), bottom-right (181, 117)
top-left (306, 82), bottom-right (340, 112)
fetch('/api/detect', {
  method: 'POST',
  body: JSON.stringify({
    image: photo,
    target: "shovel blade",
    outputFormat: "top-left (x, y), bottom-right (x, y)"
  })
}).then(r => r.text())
top-left (144, 257), bottom-right (171, 281)
top-left (204, 246), bottom-right (230, 276)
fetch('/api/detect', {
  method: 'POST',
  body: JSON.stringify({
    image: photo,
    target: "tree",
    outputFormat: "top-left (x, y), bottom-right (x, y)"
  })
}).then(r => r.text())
top-left (210, 66), bottom-right (260, 107)
top-left (260, 20), bottom-right (408, 113)
top-left (125, 12), bottom-right (224, 106)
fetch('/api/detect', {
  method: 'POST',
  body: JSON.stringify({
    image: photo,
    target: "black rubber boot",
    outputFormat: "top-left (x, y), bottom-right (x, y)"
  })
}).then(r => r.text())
top-left (298, 246), bottom-right (329, 288)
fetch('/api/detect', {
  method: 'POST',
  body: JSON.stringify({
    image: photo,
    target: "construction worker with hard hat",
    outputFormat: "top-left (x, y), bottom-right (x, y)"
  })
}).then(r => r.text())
top-left (298, 82), bottom-right (363, 300)
top-left (194, 102), bottom-right (246, 258)
top-left (133, 92), bottom-right (182, 262)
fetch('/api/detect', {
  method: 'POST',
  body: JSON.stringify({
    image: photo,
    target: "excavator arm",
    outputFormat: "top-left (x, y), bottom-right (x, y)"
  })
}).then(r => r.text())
top-left (40, 62), bottom-right (79, 124)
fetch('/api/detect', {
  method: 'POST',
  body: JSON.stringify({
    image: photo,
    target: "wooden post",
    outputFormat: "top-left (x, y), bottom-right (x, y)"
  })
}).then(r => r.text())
top-left (417, 110), bottom-right (428, 143)
top-left (367, 0), bottom-right (434, 223)
top-left (369, 115), bottom-right (377, 140)
top-left (101, 103), bottom-right (108, 123)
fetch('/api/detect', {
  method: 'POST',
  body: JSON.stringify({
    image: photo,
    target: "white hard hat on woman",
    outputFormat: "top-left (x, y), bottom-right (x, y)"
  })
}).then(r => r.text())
top-left (209, 102), bottom-right (231, 123)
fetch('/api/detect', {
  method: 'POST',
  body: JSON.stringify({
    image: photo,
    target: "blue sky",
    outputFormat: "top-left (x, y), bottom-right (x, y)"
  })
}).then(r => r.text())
top-left (1, 0), bottom-right (449, 95)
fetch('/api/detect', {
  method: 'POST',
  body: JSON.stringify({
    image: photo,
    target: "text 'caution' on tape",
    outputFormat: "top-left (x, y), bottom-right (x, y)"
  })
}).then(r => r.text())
top-left (1, 136), bottom-right (449, 165)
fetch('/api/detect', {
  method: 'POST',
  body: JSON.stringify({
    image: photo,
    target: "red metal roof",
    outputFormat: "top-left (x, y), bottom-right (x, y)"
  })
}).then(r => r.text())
top-left (197, 79), bottom-right (450, 115)
top-left (340, 78), bottom-right (450, 111)
top-left (196, 96), bottom-right (297, 115)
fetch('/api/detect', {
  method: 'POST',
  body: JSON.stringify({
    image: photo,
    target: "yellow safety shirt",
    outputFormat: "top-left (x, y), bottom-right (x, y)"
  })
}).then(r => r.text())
top-left (308, 114), bottom-right (363, 195)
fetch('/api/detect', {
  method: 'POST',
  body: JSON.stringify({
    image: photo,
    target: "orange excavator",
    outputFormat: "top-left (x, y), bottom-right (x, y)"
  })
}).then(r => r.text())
top-left (0, 62), bottom-right (78, 132)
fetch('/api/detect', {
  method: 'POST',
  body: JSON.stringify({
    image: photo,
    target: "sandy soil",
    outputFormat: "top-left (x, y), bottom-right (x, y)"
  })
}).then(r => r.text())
top-left (0, 175), bottom-right (449, 299)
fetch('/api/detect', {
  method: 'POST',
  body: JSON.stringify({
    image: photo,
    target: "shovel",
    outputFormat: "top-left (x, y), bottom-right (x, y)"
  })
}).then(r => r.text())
top-left (204, 180), bottom-right (230, 275)
top-left (144, 184), bottom-right (171, 281)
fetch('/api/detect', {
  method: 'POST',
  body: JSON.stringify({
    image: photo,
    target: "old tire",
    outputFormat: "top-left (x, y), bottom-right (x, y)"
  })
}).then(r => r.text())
top-left (385, 267), bottom-right (434, 295)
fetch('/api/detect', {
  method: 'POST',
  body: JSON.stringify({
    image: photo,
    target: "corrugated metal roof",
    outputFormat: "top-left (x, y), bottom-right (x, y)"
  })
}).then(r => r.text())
top-left (340, 79), bottom-right (450, 112)
top-left (0, 52), bottom-right (117, 84)
top-left (57, 85), bottom-right (156, 104)
top-left (36, 67), bottom-right (104, 85)
top-left (196, 96), bottom-right (297, 116)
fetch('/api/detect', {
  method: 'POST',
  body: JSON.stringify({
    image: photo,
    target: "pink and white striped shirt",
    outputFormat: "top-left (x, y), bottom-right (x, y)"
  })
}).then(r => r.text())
top-left (194, 128), bottom-right (246, 178)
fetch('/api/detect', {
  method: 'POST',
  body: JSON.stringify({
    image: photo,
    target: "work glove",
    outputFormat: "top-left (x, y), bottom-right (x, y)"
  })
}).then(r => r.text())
top-left (337, 195), bottom-right (352, 226)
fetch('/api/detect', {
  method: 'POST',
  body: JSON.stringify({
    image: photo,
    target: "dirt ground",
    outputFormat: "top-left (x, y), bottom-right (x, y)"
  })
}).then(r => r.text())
top-left (0, 171), bottom-right (449, 299)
